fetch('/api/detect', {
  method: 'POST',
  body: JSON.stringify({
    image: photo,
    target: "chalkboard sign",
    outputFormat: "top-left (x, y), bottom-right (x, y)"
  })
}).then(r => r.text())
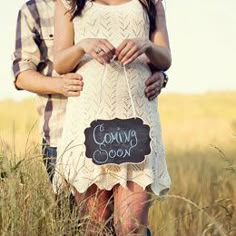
top-left (84, 118), bottom-right (151, 165)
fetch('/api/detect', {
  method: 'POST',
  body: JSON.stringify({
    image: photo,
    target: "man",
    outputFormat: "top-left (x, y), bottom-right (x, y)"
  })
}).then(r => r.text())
top-left (12, 0), bottom-right (168, 181)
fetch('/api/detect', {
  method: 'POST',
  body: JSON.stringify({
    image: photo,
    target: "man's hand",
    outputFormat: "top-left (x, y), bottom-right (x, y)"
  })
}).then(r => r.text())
top-left (145, 71), bottom-right (165, 101)
top-left (59, 73), bottom-right (83, 97)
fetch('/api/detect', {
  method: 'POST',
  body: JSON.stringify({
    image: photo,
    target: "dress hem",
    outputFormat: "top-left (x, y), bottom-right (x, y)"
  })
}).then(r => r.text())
top-left (53, 172), bottom-right (171, 197)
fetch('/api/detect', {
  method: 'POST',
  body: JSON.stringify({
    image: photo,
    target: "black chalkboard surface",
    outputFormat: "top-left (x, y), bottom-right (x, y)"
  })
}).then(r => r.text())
top-left (84, 118), bottom-right (151, 165)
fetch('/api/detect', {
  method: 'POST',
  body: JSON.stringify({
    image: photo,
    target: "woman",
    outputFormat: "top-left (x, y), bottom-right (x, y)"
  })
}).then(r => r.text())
top-left (53, 0), bottom-right (171, 235)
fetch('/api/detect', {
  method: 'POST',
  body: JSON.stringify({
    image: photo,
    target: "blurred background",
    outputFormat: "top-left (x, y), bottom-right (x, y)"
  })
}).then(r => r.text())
top-left (1, 0), bottom-right (236, 100)
top-left (0, 0), bottom-right (235, 235)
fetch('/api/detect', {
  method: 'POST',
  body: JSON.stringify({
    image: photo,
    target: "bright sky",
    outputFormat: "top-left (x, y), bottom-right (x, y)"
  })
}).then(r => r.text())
top-left (0, 0), bottom-right (236, 101)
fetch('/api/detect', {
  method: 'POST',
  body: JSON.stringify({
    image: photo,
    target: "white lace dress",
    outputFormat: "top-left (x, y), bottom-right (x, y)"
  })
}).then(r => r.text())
top-left (54, 0), bottom-right (171, 195)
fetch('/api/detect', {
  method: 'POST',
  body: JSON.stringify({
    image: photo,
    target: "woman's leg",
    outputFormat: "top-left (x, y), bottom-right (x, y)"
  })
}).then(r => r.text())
top-left (74, 184), bottom-right (113, 235)
top-left (113, 181), bottom-right (151, 236)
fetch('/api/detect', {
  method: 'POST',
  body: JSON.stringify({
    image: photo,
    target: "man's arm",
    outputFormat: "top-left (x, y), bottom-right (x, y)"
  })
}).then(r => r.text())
top-left (12, 6), bottom-right (41, 88)
top-left (145, 71), bottom-right (168, 101)
top-left (12, 5), bottom-right (83, 97)
top-left (144, 51), bottom-right (170, 100)
top-left (16, 70), bottom-right (83, 97)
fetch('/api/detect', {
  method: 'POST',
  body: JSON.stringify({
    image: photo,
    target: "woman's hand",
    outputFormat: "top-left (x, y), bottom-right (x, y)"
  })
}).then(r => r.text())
top-left (116, 39), bottom-right (151, 65)
top-left (78, 38), bottom-right (116, 64)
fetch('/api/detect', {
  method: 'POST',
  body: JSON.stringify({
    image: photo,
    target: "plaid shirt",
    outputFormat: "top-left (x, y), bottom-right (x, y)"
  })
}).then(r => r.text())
top-left (12, 0), bottom-right (67, 147)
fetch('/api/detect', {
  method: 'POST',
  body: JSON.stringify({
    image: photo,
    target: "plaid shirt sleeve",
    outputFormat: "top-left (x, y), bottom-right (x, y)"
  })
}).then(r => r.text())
top-left (12, 5), bottom-right (41, 87)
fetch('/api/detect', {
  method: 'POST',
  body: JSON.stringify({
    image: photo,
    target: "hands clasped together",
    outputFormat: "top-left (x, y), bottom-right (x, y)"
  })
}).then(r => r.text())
top-left (79, 38), bottom-right (150, 65)
top-left (60, 38), bottom-right (164, 100)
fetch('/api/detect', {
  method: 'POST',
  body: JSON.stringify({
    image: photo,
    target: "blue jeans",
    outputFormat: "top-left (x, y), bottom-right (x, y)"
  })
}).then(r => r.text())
top-left (42, 139), bottom-right (57, 182)
top-left (147, 228), bottom-right (151, 236)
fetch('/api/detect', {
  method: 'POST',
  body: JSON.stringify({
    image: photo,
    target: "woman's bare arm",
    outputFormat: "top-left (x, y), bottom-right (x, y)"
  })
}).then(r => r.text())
top-left (54, 0), bottom-right (116, 74)
top-left (145, 0), bottom-right (172, 70)
top-left (116, 0), bottom-right (171, 71)
top-left (54, 0), bottom-right (85, 74)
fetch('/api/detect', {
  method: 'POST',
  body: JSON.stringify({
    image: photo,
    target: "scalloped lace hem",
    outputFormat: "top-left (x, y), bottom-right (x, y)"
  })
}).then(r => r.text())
top-left (53, 172), bottom-right (171, 197)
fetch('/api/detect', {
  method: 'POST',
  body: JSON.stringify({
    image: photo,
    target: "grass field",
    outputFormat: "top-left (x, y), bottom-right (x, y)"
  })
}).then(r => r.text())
top-left (0, 92), bottom-right (235, 236)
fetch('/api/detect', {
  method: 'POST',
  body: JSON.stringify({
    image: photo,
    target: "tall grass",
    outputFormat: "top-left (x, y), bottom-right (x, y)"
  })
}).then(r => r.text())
top-left (0, 92), bottom-right (235, 235)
